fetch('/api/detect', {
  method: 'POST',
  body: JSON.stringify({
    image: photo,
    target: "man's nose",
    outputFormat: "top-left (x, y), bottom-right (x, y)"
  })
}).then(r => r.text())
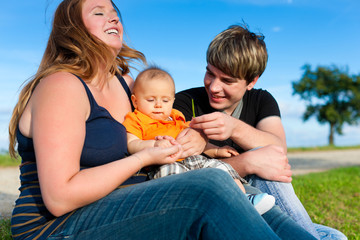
top-left (209, 78), bottom-right (221, 92)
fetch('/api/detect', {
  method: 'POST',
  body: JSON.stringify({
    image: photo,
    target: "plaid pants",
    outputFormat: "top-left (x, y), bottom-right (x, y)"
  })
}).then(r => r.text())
top-left (148, 155), bottom-right (247, 183)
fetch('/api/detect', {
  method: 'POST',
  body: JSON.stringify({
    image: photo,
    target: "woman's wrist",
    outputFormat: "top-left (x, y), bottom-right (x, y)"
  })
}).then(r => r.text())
top-left (132, 154), bottom-right (144, 169)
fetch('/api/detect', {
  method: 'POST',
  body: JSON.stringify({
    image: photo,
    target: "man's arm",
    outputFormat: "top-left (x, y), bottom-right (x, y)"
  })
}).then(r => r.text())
top-left (231, 115), bottom-right (287, 153)
top-left (222, 145), bottom-right (292, 182)
top-left (175, 88), bottom-right (290, 181)
top-left (190, 112), bottom-right (287, 152)
top-left (190, 113), bottom-right (291, 182)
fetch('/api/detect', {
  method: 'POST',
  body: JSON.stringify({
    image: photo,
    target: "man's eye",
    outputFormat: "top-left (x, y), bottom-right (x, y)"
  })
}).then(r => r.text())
top-left (206, 71), bottom-right (214, 78)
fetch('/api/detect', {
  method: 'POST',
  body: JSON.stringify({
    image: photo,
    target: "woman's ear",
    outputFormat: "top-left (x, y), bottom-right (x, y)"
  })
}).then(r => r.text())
top-left (131, 94), bottom-right (137, 109)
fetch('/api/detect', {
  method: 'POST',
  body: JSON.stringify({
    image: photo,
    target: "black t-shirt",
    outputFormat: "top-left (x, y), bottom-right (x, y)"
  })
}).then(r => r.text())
top-left (174, 87), bottom-right (281, 153)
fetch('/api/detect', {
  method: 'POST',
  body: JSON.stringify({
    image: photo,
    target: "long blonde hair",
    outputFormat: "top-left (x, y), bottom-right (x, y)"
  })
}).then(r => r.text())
top-left (9, 0), bottom-right (146, 158)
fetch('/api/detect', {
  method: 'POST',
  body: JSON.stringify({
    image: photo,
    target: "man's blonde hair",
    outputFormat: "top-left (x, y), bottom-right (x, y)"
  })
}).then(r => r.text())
top-left (207, 24), bottom-right (268, 84)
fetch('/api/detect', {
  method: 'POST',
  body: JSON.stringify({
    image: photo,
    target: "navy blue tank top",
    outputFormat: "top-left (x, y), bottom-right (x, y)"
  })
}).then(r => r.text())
top-left (11, 74), bottom-right (146, 240)
top-left (78, 74), bottom-right (129, 166)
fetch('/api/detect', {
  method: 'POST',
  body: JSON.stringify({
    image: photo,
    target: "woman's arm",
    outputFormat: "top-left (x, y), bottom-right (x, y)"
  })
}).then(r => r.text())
top-left (28, 72), bottom-right (181, 217)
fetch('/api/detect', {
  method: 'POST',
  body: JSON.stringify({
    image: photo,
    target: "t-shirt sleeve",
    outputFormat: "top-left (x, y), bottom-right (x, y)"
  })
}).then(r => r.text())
top-left (174, 92), bottom-right (195, 121)
top-left (122, 112), bottom-right (143, 139)
top-left (257, 90), bottom-right (281, 120)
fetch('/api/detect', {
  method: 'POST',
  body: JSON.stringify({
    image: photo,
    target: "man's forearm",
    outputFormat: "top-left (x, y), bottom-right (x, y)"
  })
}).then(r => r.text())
top-left (230, 117), bottom-right (287, 153)
top-left (222, 146), bottom-right (292, 182)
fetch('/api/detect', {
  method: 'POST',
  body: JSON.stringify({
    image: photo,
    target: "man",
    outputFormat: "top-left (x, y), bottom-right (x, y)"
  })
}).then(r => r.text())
top-left (174, 24), bottom-right (346, 240)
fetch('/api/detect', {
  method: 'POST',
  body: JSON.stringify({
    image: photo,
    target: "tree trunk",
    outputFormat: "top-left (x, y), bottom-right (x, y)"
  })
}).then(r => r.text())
top-left (329, 123), bottom-right (335, 146)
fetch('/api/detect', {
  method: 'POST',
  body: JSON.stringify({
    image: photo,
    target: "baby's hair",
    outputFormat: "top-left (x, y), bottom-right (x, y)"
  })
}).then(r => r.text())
top-left (133, 66), bottom-right (175, 94)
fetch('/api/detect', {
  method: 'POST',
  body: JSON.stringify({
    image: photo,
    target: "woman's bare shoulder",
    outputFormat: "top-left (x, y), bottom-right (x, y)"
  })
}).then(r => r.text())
top-left (39, 72), bottom-right (83, 89)
top-left (31, 71), bottom-right (89, 109)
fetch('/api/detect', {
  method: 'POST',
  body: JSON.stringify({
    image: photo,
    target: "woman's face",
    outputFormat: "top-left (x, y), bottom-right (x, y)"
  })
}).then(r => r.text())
top-left (82, 0), bottom-right (123, 53)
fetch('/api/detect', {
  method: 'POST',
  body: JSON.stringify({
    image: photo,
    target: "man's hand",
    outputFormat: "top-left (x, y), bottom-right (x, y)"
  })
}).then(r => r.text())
top-left (225, 145), bottom-right (292, 183)
top-left (189, 112), bottom-right (236, 141)
top-left (176, 128), bottom-right (207, 158)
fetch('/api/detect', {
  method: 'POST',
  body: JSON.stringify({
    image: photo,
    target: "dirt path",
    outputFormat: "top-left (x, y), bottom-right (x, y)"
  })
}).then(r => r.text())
top-left (1, 149), bottom-right (359, 218)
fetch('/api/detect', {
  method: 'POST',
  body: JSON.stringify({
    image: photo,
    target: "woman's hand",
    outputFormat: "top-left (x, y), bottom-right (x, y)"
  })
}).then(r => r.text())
top-left (139, 143), bottom-right (183, 166)
top-left (176, 128), bottom-right (207, 158)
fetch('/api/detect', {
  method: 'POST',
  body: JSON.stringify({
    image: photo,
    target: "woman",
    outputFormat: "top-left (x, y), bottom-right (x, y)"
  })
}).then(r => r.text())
top-left (8, 0), bottom-right (316, 239)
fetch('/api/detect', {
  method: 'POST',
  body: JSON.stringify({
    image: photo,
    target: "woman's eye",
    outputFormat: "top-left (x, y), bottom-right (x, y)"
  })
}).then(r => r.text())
top-left (95, 12), bottom-right (104, 16)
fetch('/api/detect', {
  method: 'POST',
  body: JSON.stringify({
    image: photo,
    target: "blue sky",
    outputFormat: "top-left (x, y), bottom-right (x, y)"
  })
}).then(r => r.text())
top-left (1, 0), bottom-right (360, 151)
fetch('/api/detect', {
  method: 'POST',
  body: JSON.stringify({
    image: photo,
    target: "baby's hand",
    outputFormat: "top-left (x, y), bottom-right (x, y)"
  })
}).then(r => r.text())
top-left (154, 139), bottom-right (172, 148)
top-left (154, 136), bottom-right (179, 147)
top-left (140, 143), bottom-right (183, 166)
top-left (216, 146), bottom-right (239, 158)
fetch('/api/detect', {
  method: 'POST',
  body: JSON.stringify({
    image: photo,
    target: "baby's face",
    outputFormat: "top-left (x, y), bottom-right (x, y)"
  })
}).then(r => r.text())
top-left (133, 78), bottom-right (175, 121)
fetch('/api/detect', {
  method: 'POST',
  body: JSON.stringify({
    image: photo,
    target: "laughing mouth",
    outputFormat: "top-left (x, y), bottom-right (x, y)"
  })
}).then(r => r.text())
top-left (210, 93), bottom-right (224, 100)
top-left (105, 29), bottom-right (119, 35)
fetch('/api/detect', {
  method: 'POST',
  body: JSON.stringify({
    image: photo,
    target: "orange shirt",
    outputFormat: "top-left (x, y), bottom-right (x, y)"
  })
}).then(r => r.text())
top-left (123, 109), bottom-right (190, 140)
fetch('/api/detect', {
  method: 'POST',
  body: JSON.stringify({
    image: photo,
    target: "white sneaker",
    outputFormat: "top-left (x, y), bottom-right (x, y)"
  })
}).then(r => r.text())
top-left (246, 193), bottom-right (275, 215)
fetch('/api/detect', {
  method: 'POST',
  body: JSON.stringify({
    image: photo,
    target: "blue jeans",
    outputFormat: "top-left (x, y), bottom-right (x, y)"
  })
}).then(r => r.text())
top-left (247, 175), bottom-right (347, 240)
top-left (49, 169), bottom-right (315, 240)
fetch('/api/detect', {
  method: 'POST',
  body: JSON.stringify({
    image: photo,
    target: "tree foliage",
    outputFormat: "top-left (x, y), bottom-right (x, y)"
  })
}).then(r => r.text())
top-left (292, 64), bottom-right (360, 145)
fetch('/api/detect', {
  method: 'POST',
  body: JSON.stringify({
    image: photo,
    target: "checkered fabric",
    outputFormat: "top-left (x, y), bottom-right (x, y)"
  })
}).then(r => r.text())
top-left (149, 154), bottom-right (247, 183)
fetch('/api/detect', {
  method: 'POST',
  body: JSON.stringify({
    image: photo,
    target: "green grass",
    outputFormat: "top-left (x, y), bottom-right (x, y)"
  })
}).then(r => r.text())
top-left (293, 166), bottom-right (360, 239)
top-left (288, 144), bottom-right (360, 153)
top-left (0, 220), bottom-right (11, 240)
top-left (0, 155), bottom-right (20, 167)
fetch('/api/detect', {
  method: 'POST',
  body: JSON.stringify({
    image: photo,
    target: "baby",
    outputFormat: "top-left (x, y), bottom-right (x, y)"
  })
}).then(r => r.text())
top-left (123, 66), bottom-right (275, 215)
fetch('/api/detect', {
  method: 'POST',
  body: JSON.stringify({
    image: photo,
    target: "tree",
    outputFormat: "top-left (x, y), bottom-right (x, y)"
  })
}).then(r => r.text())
top-left (292, 64), bottom-right (360, 145)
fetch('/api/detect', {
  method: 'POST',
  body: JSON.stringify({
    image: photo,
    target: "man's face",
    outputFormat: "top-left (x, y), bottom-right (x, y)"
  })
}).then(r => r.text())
top-left (204, 64), bottom-right (256, 115)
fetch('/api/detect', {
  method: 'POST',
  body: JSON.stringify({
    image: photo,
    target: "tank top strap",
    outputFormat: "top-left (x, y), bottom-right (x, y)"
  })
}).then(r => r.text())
top-left (115, 73), bottom-right (132, 101)
top-left (74, 74), bottom-right (133, 112)
top-left (74, 75), bottom-right (98, 110)
top-left (75, 75), bottom-right (98, 111)
top-left (116, 73), bottom-right (134, 110)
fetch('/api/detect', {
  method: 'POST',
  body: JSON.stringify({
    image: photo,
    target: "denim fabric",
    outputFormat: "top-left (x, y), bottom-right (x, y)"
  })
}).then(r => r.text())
top-left (48, 169), bottom-right (315, 240)
top-left (247, 175), bottom-right (347, 240)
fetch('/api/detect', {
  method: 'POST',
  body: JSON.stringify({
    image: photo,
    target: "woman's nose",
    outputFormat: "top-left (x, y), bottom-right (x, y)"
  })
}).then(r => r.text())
top-left (108, 15), bottom-right (120, 23)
